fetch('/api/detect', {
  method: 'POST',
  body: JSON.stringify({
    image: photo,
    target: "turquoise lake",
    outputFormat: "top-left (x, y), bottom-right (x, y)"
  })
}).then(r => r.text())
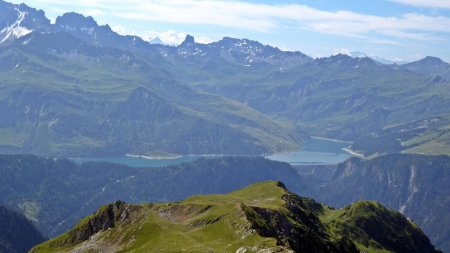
top-left (71, 137), bottom-right (353, 167)
top-left (265, 137), bottom-right (352, 165)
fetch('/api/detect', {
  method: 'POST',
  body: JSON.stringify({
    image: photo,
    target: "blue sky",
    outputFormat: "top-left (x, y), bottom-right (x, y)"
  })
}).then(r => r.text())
top-left (9, 0), bottom-right (450, 62)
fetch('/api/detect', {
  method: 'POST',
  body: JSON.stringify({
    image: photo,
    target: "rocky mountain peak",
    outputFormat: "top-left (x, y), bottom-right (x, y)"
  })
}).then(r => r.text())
top-left (401, 55), bottom-right (450, 80)
top-left (406, 56), bottom-right (448, 67)
top-left (0, 1), bottom-right (50, 44)
top-left (422, 56), bottom-right (445, 64)
top-left (319, 53), bottom-right (354, 64)
top-left (54, 12), bottom-right (123, 48)
top-left (149, 36), bottom-right (164, 45)
top-left (214, 36), bottom-right (263, 50)
top-left (180, 34), bottom-right (195, 47)
top-left (55, 12), bottom-right (98, 30)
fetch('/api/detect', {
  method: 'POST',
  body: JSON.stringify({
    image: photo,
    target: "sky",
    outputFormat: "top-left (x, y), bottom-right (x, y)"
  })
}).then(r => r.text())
top-left (8, 0), bottom-right (450, 62)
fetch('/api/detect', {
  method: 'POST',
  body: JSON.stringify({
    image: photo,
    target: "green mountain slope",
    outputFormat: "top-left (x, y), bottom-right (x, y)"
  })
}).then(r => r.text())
top-left (196, 55), bottom-right (450, 141)
top-left (351, 115), bottom-right (450, 156)
top-left (0, 31), bottom-right (304, 156)
top-left (0, 205), bottom-right (46, 253)
top-left (2, 1), bottom-right (450, 156)
top-left (31, 181), bottom-right (440, 253)
top-left (0, 154), bottom-right (448, 251)
top-left (0, 155), bottom-right (307, 237)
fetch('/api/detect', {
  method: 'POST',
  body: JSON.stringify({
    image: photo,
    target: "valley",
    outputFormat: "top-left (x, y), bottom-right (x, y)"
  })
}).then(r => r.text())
top-left (0, 0), bottom-right (449, 252)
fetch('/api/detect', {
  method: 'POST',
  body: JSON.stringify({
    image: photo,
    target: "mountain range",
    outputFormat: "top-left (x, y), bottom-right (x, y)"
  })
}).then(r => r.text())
top-left (1, 1), bottom-right (450, 252)
top-left (332, 49), bottom-right (409, 65)
top-left (1, 0), bottom-right (450, 157)
top-left (0, 1), bottom-right (307, 157)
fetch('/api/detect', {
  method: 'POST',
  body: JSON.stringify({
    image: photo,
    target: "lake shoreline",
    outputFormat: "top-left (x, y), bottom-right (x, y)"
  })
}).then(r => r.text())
top-left (72, 139), bottom-right (356, 168)
top-left (126, 154), bottom-right (182, 160)
top-left (311, 136), bottom-right (353, 144)
top-left (342, 147), bottom-right (364, 158)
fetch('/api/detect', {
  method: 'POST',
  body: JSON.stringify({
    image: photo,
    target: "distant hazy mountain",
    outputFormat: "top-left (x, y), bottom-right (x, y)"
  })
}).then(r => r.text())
top-left (0, 205), bottom-right (46, 253)
top-left (54, 12), bottom-right (152, 52)
top-left (0, 1), bottom-right (51, 44)
top-left (399, 56), bottom-right (450, 81)
top-left (195, 53), bottom-right (450, 144)
top-left (332, 49), bottom-right (408, 64)
top-left (179, 35), bottom-right (313, 67)
top-left (0, 1), bottom-right (305, 157)
top-left (31, 182), bottom-right (440, 253)
top-left (1, 0), bottom-right (449, 252)
top-left (0, 0), bottom-right (449, 156)
top-left (148, 36), bottom-right (164, 45)
top-left (371, 55), bottom-right (409, 65)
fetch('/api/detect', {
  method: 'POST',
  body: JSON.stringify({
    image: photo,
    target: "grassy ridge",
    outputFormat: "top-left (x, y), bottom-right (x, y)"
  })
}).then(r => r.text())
top-left (31, 182), bottom-right (440, 253)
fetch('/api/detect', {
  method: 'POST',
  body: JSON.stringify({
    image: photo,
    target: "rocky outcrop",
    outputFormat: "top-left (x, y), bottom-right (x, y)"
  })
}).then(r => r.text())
top-left (242, 191), bottom-right (359, 253)
top-left (306, 154), bottom-right (450, 252)
top-left (50, 201), bottom-right (131, 246)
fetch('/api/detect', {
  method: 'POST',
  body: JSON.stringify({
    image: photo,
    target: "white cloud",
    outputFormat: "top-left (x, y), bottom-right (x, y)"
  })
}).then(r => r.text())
top-left (138, 30), bottom-right (212, 45)
top-left (390, 0), bottom-right (450, 9)
top-left (195, 36), bottom-right (214, 44)
top-left (82, 9), bottom-right (105, 17)
top-left (110, 25), bottom-right (130, 36)
top-left (142, 30), bottom-right (187, 45)
top-left (15, 0), bottom-right (450, 43)
top-left (332, 48), bottom-right (354, 56)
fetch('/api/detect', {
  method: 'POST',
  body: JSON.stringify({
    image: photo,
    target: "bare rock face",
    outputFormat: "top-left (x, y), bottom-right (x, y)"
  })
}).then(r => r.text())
top-left (242, 192), bottom-right (360, 253)
top-left (52, 201), bottom-right (131, 246)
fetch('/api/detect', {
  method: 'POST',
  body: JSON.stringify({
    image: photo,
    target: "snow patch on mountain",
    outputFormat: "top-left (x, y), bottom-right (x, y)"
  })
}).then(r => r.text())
top-left (332, 48), bottom-right (367, 58)
top-left (0, 8), bottom-right (33, 44)
top-left (332, 48), bottom-right (408, 64)
top-left (80, 27), bottom-right (95, 35)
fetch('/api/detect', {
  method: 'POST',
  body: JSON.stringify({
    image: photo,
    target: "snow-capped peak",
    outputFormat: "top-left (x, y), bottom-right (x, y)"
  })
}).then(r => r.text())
top-left (331, 49), bottom-right (408, 64)
top-left (332, 48), bottom-right (367, 58)
top-left (0, 8), bottom-right (33, 44)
